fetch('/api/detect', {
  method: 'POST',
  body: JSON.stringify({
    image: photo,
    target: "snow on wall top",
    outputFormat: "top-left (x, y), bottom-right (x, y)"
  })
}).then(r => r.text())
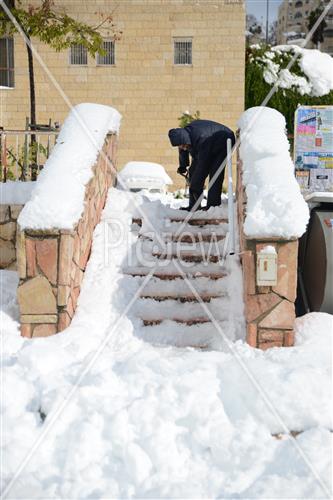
top-left (0, 181), bottom-right (35, 205)
top-left (237, 106), bottom-right (309, 239)
top-left (18, 103), bottom-right (121, 230)
top-left (119, 161), bottom-right (173, 185)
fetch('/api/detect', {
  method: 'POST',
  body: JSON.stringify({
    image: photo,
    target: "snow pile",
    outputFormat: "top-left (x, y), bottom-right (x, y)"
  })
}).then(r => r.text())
top-left (18, 103), bottom-right (121, 230)
top-left (238, 107), bottom-right (309, 238)
top-left (118, 161), bottom-right (173, 193)
top-left (0, 187), bottom-right (332, 498)
top-left (119, 161), bottom-right (173, 185)
top-left (255, 45), bottom-right (333, 97)
top-left (0, 181), bottom-right (35, 205)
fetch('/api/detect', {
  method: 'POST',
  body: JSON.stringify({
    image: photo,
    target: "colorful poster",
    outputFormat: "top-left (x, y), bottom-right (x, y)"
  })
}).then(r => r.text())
top-left (294, 106), bottom-right (333, 192)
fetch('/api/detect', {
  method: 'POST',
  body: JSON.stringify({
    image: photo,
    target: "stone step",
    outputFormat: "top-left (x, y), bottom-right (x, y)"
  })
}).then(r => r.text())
top-left (137, 233), bottom-right (226, 243)
top-left (170, 233), bottom-right (226, 243)
top-left (135, 296), bottom-right (230, 323)
top-left (123, 267), bottom-right (227, 280)
top-left (152, 251), bottom-right (219, 263)
top-left (132, 217), bottom-right (228, 228)
top-left (132, 218), bottom-right (142, 227)
top-left (169, 218), bottom-right (228, 226)
top-left (139, 319), bottom-right (228, 349)
top-left (143, 317), bottom-right (210, 326)
top-left (137, 275), bottom-right (229, 298)
top-left (139, 293), bottom-right (223, 302)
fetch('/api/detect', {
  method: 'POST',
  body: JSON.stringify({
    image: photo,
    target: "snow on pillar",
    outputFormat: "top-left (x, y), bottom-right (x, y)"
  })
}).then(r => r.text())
top-left (16, 103), bottom-right (121, 338)
top-left (236, 107), bottom-right (309, 350)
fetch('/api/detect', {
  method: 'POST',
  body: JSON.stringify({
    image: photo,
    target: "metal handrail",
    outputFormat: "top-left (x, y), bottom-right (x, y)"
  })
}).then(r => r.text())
top-left (0, 130), bottom-right (59, 135)
top-left (0, 129), bottom-right (59, 182)
top-left (227, 138), bottom-right (236, 255)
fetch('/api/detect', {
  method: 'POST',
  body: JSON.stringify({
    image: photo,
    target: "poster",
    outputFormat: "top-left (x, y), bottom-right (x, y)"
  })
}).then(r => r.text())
top-left (294, 105), bottom-right (333, 192)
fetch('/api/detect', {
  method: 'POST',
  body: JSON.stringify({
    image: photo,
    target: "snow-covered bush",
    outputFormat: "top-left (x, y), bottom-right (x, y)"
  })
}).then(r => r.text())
top-left (246, 45), bottom-right (333, 134)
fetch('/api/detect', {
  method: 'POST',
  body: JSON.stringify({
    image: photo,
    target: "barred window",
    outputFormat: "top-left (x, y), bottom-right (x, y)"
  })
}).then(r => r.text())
top-left (70, 44), bottom-right (87, 65)
top-left (97, 40), bottom-right (115, 65)
top-left (174, 38), bottom-right (192, 65)
top-left (0, 37), bottom-right (14, 88)
top-left (0, 0), bottom-right (15, 11)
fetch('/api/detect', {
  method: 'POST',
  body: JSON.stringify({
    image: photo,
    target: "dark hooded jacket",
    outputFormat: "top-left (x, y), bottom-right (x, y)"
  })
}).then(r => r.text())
top-left (168, 119), bottom-right (234, 173)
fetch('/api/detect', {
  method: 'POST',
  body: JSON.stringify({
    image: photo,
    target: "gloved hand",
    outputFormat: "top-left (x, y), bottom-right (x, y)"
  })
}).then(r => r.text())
top-left (177, 166), bottom-right (188, 176)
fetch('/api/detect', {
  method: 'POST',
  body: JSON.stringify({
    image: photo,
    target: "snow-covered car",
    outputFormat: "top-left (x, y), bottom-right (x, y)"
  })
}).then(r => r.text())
top-left (118, 161), bottom-right (173, 194)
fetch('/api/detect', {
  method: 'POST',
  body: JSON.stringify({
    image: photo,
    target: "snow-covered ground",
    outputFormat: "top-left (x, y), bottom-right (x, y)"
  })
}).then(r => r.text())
top-left (1, 188), bottom-right (332, 499)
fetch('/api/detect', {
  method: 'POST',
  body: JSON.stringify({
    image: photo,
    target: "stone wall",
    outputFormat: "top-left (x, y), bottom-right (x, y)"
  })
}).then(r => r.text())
top-left (17, 134), bottom-right (117, 338)
top-left (0, 0), bottom-right (245, 189)
top-left (237, 155), bottom-right (298, 350)
top-left (0, 204), bottom-right (24, 270)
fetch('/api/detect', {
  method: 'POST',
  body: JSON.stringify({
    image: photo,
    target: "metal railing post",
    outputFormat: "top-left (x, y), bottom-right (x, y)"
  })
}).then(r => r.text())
top-left (227, 138), bottom-right (235, 255)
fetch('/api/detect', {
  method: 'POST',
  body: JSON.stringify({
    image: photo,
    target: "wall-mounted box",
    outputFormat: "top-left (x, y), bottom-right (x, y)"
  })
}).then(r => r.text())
top-left (256, 246), bottom-right (278, 286)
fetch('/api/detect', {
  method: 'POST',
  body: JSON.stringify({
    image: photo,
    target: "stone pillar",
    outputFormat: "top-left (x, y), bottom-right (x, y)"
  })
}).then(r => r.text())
top-left (0, 204), bottom-right (23, 270)
top-left (237, 151), bottom-right (298, 350)
top-left (17, 133), bottom-right (117, 338)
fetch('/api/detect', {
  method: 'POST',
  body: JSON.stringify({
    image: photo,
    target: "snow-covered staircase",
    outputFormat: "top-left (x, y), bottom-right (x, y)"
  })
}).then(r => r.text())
top-left (124, 205), bottom-right (242, 349)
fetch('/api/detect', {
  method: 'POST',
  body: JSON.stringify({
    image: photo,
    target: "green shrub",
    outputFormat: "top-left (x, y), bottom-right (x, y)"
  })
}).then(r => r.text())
top-left (245, 45), bottom-right (333, 135)
top-left (178, 110), bottom-right (201, 128)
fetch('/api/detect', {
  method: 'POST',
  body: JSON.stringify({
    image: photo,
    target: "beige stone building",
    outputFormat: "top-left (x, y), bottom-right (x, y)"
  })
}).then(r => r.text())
top-left (0, 0), bottom-right (245, 188)
top-left (277, 0), bottom-right (333, 54)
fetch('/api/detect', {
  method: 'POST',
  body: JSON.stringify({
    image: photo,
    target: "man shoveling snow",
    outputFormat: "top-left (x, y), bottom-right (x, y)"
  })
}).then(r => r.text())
top-left (168, 119), bottom-right (235, 211)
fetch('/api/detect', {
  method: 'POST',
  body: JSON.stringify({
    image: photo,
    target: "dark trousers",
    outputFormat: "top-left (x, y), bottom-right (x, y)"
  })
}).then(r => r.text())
top-left (188, 141), bottom-right (227, 209)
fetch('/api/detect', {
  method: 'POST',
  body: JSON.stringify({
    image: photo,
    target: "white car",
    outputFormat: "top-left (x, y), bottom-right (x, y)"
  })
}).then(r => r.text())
top-left (118, 161), bottom-right (173, 194)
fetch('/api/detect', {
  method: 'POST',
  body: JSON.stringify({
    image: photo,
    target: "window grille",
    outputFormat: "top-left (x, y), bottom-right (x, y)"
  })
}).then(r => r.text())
top-left (0, 0), bottom-right (15, 10)
top-left (0, 37), bottom-right (14, 87)
top-left (174, 38), bottom-right (192, 65)
top-left (70, 44), bottom-right (88, 65)
top-left (97, 40), bottom-right (115, 65)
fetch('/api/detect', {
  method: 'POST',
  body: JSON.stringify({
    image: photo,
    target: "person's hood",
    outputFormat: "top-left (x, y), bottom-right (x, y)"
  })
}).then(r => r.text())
top-left (168, 128), bottom-right (191, 146)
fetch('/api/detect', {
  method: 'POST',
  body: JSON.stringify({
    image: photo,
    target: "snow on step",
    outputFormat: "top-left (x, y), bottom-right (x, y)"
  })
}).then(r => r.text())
top-left (152, 251), bottom-right (220, 263)
top-left (163, 204), bottom-right (229, 221)
top-left (141, 239), bottom-right (226, 256)
top-left (140, 293), bottom-right (223, 302)
top-left (139, 320), bottom-right (228, 349)
top-left (136, 276), bottom-right (229, 298)
top-left (135, 297), bottom-right (230, 322)
top-left (132, 217), bottom-right (228, 228)
top-left (162, 221), bottom-right (228, 235)
top-left (168, 218), bottom-right (228, 226)
top-left (123, 262), bottom-right (228, 280)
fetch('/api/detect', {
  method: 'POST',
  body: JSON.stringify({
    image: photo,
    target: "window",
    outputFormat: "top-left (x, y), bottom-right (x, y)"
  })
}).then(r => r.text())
top-left (294, 11), bottom-right (303, 18)
top-left (96, 40), bottom-right (115, 65)
top-left (295, 1), bottom-right (303, 7)
top-left (0, 0), bottom-right (15, 11)
top-left (0, 37), bottom-right (14, 88)
top-left (174, 38), bottom-right (192, 65)
top-left (70, 44), bottom-right (87, 65)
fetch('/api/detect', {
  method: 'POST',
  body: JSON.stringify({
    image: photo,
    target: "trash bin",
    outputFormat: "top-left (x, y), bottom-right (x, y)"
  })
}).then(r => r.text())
top-left (298, 193), bottom-right (333, 315)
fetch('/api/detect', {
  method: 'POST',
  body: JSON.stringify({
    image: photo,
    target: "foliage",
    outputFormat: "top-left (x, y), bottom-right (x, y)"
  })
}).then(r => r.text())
top-left (1, 140), bottom-right (48, 181)
top-left (308, 7), bottom-right (327, 47)
top-left (173, 189), bottom-right (185, 199)
top-left (245, 45), bottom-right (333, 135)
top-left (178, 110), bottom-right (201, 128)
top-left (0, 0), bottom-right (121, 56)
